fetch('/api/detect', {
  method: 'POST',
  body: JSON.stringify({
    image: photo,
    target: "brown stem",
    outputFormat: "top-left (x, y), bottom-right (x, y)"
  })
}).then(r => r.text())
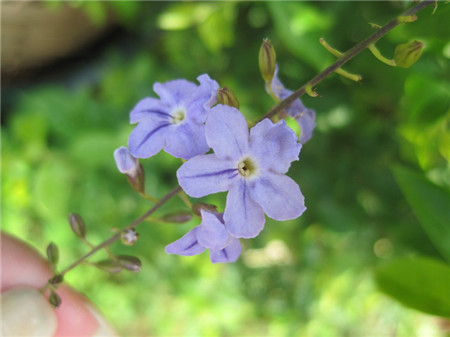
top-left (259, 0), bottom-right (434, 122)
top-left (58, 185), bottom-right (182, 276)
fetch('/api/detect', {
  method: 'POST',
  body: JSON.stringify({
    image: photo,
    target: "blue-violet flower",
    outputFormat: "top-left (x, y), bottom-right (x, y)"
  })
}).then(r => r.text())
top-left (128, 74), bottom-right (219, 160)
top-left (177, 105), bottom-right (306, 239)
top-left (165, 210), bottom-right (241, 263)
top-left (269, 65), bottom-right (316, 144)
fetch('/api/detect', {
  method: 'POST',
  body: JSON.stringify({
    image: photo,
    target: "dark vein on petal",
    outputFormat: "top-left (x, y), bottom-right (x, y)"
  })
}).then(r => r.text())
top-left (184, 168), bottom-right (237, 179)
top-left (136, 123), bottom-right (170, 151)
top-left (141, 109), bottom-right (172, 119)
top-left (184, 239), bottom-right (199, 252)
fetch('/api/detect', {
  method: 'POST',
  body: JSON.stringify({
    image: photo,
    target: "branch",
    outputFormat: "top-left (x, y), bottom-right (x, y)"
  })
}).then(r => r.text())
top-left (260, 0), bottom-right (434, 122)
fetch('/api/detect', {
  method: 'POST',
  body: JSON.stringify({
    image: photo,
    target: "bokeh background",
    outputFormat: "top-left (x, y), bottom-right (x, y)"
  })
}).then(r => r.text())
top-left (2, 1), bottom-right (449, 336)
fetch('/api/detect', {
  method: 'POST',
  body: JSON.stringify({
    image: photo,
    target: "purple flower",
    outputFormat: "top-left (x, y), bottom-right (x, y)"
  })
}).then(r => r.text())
top-left (268, 65), bottom-right (316, 144)
top-left (165, 210), bottom-right (241, 263)
top-left (177, 105), bottom-right (306, 239)
top-left (128, 74), bottom-right (219, 160)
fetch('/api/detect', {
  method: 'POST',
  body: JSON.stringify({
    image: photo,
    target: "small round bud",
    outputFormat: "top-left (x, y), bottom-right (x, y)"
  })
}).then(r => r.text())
top-left (48, 274), bottom-right (64, 287)
top-left (121, 229), bottom-right (139, 246)
top-left (394, 40), bottom-right (425, 68)
top-left (162, 210), bottom-right (193, 223)
top-left (46, 242), bottom-right (59, 272)
top-left (259, 38), bottom-right (277, 83)
top-left (117, 255), bottom-right (142, 273)
top-left (68, 213), bottom-right (86, 239)
top-left (217, 87), bottom-right (240, 109)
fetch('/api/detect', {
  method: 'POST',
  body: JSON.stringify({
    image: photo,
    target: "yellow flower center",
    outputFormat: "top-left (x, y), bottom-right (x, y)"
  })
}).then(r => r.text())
top-left (172, 108), bottom-right (186, 125)
top-left (237, 157), bottom-right (257, 178)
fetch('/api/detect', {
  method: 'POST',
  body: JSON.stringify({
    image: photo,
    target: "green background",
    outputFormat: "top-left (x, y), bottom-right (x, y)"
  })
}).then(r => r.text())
top-left (2, 2), bottom-right (449, 336)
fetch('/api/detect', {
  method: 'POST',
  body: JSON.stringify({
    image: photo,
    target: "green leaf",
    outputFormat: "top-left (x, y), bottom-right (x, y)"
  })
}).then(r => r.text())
top-left (374, 256), bottom-right (450, 318)
top-left (393, 165), bottom-right (450, 262)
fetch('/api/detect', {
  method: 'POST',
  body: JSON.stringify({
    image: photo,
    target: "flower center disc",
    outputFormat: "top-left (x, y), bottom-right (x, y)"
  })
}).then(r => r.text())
top-left (238, 158), bottom-right (257, 178)
top-left (172, 108), bottom-right (186, 125)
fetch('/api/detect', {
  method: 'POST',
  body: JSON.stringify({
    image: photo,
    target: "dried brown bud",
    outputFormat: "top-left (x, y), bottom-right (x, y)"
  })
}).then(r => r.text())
top-left (162, 210), bottom-right (193, 223)
top-left (259, 38), bottom-right (277, 83)
top-left (117, 255), bottom-right (142, 273)
top-left (48, 274), bottom-right (64, 287)
top-left (68, 213), bottom-right (86, 239)
top-left (94, 259), bottom-right (123, 274)
top-left (49, 290), bottom-right (62, 308)
top-left (46, 243), bottom-right (59, 272)
top-left (192, 202), bottom-right (218, 217)
top-left (217, 87), bottom-right (240, 109)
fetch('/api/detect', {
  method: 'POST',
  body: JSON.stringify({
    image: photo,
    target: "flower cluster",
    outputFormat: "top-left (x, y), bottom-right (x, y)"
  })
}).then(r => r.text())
top-left (115, 42), bottom-right (317, 263)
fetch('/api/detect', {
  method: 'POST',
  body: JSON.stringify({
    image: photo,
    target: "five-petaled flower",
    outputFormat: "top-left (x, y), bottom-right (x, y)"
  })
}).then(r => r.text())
top-left (177, 104), bottom-right (306, 239)
top-left (269, 65), bottom-right (316, 144)
top-left (128, 74), bottom-right (219, 160)
top-left (166, 210), bottom-right (241, 263)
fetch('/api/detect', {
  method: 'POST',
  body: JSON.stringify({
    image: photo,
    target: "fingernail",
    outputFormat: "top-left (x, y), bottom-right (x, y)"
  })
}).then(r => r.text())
top-left (84, 303), bottom-right (119, 337)
top-left (2, 286), bottom-right (58, 337)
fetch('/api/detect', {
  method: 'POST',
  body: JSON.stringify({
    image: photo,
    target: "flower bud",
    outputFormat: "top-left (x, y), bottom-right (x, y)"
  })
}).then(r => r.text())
top-left (121, 229), bottom-right (139, 246)
top-left (49, 289), bottom-right (62, 308)
top-left (217, 87), bottom-right (240, 109)
top-left (48, 274), bottom-right (64, 287)
top-left (94, 259), bottom-right (123, 274)
top-left (192, 202), bottom-right (218, 217)
top-left (394, 40), bottom-right (425, 68)
top-left (259, 38), bottom-right (277, 83)
top-left (46, 242), bottom-right (59, 272)
top-left (117, 255), bottom-right (141, 272)
top-left (68, 213), bottom-right (86, 239)
top-left (162, 210), bottom-right (193, 223)
top-left (114, 146), bottom-right (145, 193)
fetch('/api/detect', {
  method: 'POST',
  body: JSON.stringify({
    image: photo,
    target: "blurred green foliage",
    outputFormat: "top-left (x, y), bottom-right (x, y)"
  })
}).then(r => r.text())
top-left (2, 2), bottom-right (449, 336)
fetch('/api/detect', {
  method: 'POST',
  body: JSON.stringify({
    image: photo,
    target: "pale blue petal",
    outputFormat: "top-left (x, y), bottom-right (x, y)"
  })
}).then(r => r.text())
top-left (184, 74), bottom-right (220, 124)
top-left (196, 211), bottom-right (230, 250)
top-left (164, 122), bottom-right (210, 159)
top-left (224, 180), bottom-right (265, 239)
top-left (153, 79), bottom-right (198, 106)
top-left (177, 154), bottom-right (238, 198)
top-left (210, 238), bottom-right (241, 263)
top-left (165, 227), bottom-right (205, 256)
top-left (206, 105), bottom-right (249, 160)
top-left (249, 119), bottom-right (301, 174)
top-left (297, 108), bottom-right (316, 144)
top-left (249, 171), bottom-right (306, 221)
top-left (128, 118), bottom-right (170, 159)
top-left (129, 97), bottom-right (171, 124)
top-left (114, 146), bottom-right (138, 174)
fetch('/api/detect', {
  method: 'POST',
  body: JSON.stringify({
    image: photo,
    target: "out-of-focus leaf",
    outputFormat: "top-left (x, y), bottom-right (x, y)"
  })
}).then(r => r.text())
top-left (393, 165), bottom-right (450, 262)
top-left (374, 255), bottom-right (450, 318)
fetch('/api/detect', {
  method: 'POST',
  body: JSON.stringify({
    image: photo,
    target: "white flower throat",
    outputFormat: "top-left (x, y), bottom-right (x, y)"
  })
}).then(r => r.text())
top-left (171, 107), bottom-right (186, 125)
top-left (237, 157), bottom-right (258, 178)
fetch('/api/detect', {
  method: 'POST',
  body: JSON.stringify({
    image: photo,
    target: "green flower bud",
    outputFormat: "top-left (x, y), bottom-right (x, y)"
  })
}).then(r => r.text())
top-left (48, 274), bottom-right (64, 287)
top-left (117, 255), bottom-right (142, 273)
top-left (68, 213), bottom-right (86, 239)
top-left (162, 210), bottom-right (193, 223)
top-left (394, 40), bottom-right (425, 68)
top-left (217, 87), bottom-right (240, 109)
top-left (46, 242), bottom-right (59, 272)
top-left (259, 38), bottom-right (276, 83)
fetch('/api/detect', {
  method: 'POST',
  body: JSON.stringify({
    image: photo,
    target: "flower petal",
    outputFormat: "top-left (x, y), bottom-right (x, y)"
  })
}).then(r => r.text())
top-left (184, 74), bottom-right (220, 124)
top-left (196, 211), bottom-right (230, 250)
top-left (128, 118), bottom-right (170, 158)
top-left (249, 119), bottom-right (301, 174)
top-left (153, 79), bottom-right (199, 107)
top-left (129, 98), bottom-right (171, 124)
top-left (224, 180), bottom-right (266, 239)
top-left (165, 227), bottom-right (206, 256)
top-left (205, 105), bottom-right (249, 160)
top-left (164, 122), bottom-right (210, 159)
top-left (177, 154), bottom-right (238, 198)
top-left (296, 108), bottom-right (316, 144)
top-left (113, 146), bottom-right (138, 174)
top-left (249, 171), bottom-right (306, 221)
top-left (210, 238), bottom-right (241, 263)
